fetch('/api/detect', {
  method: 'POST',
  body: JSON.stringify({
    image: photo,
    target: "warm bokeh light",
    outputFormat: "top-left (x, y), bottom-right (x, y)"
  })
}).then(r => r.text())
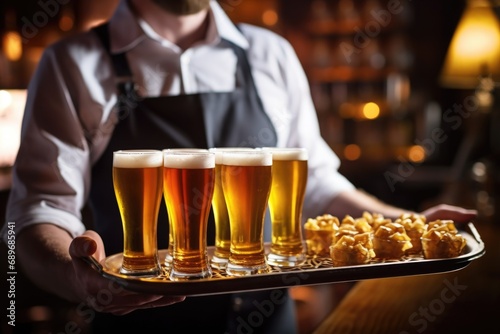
top-left (262, 9), bottom-right (278, 26)
top-left (82, 19), bottom-right (108, 31)
top-left (344, 144), bottom-right (361, 161)
top-left (59, 15), bottom-right (75, 32)
top-left (3, 31), bottom-right (23, 61)
top-left (362, 102), bottom-right (380, 119)
top-left (339, 102), bottom-right (356, 118)
top-left (471, 161), bottom-right (487, 182)
top-left (440, 0), bottom-right (500, 88)
top-left (408, 145), bottom-right (425, 163)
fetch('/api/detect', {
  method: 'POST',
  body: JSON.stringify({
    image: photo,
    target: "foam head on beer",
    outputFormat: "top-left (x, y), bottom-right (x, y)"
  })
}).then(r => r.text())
top-left (113, 149), bottom-right (163, 276)
top-left (262, 147), bottom-right (308, 161)
top-left (209, 147), bottom-right (257, 164)
top-left (221, 149), bottom-right (272, 275)
top-left (261, 147), bottom-right (308, 267)
top-left (163, 151), bottom-right (215, 168)
top-left (113, 149), bottom-right (163, 168)
top-left (163, 148), bottom-right (207, 153)
top-left (162, 150), bottom-right (215, 280)
top-left (221, 150), bottom-right (272, 166)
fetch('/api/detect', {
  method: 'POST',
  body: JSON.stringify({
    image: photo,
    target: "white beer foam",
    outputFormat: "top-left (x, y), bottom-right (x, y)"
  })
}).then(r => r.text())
top-left (209, 147), bottom-right (256, 164)
top-left (221, 151), bottom-right (272, 166)
top-left (163, 152), bottom-right (215, 169)
top-left (113, 150), bottom-right (163, 168)
top-left (262, 148), bottom-right (308, 161)
top-left (163, 148), bottom-right (207, 152)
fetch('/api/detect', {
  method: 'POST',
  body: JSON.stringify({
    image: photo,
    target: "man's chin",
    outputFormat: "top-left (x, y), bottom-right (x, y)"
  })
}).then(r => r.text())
top-left (152, 0), bottom-right (211, 15)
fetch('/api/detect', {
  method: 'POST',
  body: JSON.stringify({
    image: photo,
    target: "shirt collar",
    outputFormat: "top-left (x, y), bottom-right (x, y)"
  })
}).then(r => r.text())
top-left (108, 0), bottom-right (248, 54)
top-left (210, 1), bottom-right (248, 49)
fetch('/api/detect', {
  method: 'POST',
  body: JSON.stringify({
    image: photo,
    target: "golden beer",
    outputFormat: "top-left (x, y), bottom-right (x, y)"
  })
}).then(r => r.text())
top-left (162, 148), bottom-right (207, 268)
top-left (221, 150), bottom-right (272, 276)
top-left (209, 147), bottom-right (256, 269)
top-left (265, 148), bottom-right (308, 267)
top-left (163, 151), bottom-right (215, 280)
top-left (113, 150), bottom-right (163, 276)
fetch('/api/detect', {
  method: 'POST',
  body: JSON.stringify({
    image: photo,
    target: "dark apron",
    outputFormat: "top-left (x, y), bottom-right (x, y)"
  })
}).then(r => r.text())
top-left (87, 24), bottom-right (297, 333)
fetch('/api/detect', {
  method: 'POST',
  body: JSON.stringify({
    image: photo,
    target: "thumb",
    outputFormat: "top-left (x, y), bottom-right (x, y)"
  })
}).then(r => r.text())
top-left (69, 230), bottom-right (105, 260)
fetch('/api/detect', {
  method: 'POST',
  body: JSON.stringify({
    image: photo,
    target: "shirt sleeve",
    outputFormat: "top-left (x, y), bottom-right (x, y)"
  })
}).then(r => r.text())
top-left (283, 38), bottom-right (356, 217)
top-left (279, 39), bottom-right (355, 219)
top-left (243, 26), bottom-right (356, 220)
top-left (1, 42), bottom-right (92, 243)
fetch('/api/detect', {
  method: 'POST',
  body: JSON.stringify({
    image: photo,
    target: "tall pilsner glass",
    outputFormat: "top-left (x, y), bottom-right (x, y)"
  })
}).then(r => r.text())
top-left (264, 148), bottom-right (308, 267)
top-left (162, 148), bottom-right (207, 268)
top-left (163, 150), bottom-right (215, 280)
top-left (113, 150), bottom-right (163, 276)
top-left (209, 147), bottom-right (257, 269)
top-left (222, 150), bottom-right (272, 276)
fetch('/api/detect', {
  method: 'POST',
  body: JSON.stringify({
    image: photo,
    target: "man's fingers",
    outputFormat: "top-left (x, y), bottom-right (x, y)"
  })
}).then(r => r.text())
top-left (95, 295), bottom-right (187, 315)
top-left (421, 204), bottom-right (478, 224)
top-left (69, 236), bottom-right (97, 258)
top-left (69, 230), bottom-right (106, 260)
top-left (109, 292), bottom-right (185, 307)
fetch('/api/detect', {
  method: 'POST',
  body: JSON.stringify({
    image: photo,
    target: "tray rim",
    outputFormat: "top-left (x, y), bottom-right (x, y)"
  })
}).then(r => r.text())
top-left (93, 222), bottom-right (485, 296)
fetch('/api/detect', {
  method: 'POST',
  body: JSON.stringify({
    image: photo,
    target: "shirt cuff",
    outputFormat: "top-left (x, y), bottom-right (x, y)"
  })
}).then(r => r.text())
top-left (2, 204), bottom-right (86, 244)
top-left (303, 172), bottom-right (356, 221)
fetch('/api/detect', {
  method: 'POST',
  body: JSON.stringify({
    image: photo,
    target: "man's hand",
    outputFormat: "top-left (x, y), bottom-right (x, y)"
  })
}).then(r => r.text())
top-left (420, 204), bottom-right (477, 225)
top-left (69, 230), bottom-right (185, 315)
top-left (328, 190), bottom-right (478, 226)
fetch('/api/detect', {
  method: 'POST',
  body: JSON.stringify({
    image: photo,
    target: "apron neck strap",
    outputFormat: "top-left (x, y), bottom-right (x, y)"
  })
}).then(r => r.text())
top-left (92, 23), bottom-right (138, 114)
top-left (93, 23), bottom-right (254, 91)
top-left (92, 23), bottom-right (133, 81)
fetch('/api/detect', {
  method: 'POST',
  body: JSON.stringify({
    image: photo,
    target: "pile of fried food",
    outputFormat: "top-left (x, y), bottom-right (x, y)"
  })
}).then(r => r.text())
top-left (304, 212), bottom-right (467, 267)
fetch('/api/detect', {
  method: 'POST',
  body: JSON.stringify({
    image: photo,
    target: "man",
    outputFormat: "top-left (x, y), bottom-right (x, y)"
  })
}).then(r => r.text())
top-left (2, 0), bottom-right (476, 333)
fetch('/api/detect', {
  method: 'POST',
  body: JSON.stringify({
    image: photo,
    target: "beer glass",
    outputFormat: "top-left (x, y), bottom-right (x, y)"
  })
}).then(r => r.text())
top-left (209, 147), bottom-right (257, 269)
top-left (113, 150), bottom-right (163, 276)
top-left (221, 150), bottom-right (272, 276)
top-left (264, 148), bottom-right (308, 267)
top-left (163, 150), bottom-right (215, 280)
top-left (162, 148), bottom-right (207, 268)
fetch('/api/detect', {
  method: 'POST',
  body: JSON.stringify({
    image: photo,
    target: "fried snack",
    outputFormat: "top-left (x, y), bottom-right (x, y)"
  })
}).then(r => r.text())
top-left (304, 214), bottom-right (339, 257)
top-left (421, 220), bottom-right (466, 259)
top-left (340, 215), bottom-right (356, 226)
top-left (427, 219), bottom-right (458, 233)
top-left (353, 218), bottom-right (373, 234)
top-left (361, 211), bottom-right (388, 230)
top-left (396, 213), bottom-right (427, 255)
top-left (334, 215), bottom-right (372, 243)
top-left (330, 232), bottom-right (375, 266)
top-left (399, 213), bottom-right (427, 224)
top-left (373, 222), bottom-right (413, 259)
top-left (343, 215), bottom-right (373, 234)
top-left (361, 211), bottom-right (390, 231)
top-left (335, 222), bottom-right (358, 239)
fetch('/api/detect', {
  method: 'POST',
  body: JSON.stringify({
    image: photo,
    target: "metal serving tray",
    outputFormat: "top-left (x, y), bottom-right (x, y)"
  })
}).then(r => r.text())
top-left (87, 223), bottom-right (485, 296)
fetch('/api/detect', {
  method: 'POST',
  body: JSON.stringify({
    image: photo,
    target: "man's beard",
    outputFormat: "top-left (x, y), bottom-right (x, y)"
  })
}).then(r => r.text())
top-left (152, 0), bottom-right (211, 15)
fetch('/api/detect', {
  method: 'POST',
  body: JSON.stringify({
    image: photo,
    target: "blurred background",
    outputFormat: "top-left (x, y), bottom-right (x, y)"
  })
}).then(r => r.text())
top-left (0, 0), bottom-right (499, 333)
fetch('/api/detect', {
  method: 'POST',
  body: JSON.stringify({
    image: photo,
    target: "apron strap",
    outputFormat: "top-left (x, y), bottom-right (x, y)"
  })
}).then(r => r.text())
top-left (91, 22), bottom-right (276, 146)
top-left (93, 23), bottom-right (254, 94)
top-left (92, 23), bottom-right (133, 80)
top-left (92, 23), bottom-right (138, 118)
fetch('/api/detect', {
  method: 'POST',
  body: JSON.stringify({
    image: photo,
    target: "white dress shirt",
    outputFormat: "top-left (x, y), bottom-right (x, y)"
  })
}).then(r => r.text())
top-left (2, 0), bottom-right (354, 241)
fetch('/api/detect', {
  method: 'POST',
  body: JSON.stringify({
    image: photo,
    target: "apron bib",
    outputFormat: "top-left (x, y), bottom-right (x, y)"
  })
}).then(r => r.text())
top-left (87, 24), bottom-right (296, 334)
top-left (89, 24), bottom-right (277, 256)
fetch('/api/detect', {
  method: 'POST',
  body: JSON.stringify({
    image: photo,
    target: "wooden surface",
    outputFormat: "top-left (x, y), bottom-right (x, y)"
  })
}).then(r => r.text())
top-left (313, 222), bottom-right (500, 334)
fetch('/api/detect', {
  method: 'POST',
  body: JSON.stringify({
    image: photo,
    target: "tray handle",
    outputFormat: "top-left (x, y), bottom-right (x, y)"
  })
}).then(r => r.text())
top-left (82, 255), bottom-right (103, 273)
top-left (467, 222), bottom-right (483, 244)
